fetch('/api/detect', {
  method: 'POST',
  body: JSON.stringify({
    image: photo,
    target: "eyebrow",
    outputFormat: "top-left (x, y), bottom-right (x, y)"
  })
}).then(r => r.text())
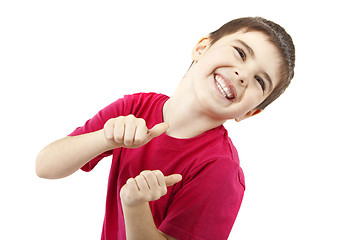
top-left (235, 39), bottom-right (254, 57)
top-left (262, 72), bottom-right (273, 92)
top-left (235, 39), bottom-right (274, 91)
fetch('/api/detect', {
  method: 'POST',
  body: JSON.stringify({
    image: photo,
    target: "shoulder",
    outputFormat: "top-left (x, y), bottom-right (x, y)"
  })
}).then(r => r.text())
top-left (192, 126), bottom-right (241, 165)
top-left (122, 92), bottom-right (168, 112)
top-left (174, 126), bottom-right (245, 189)
top-left (125, 92), bottom-right (169, 103)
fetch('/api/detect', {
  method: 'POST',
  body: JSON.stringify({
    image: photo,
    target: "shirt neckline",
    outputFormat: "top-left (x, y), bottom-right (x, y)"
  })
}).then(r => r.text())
top-left (155, 94), bottom-right (225, 149)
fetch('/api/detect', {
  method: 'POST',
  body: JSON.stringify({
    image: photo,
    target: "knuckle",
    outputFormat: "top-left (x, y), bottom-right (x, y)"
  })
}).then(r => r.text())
top-left (103, 120), bottom-right (110, 129)
top-left (125, 114), bottom-right (135, 120)
top-left (135, 175), bottom-right (143, 182)
top-left (107, 117), bottom-right (116, 124)
top-left (116, 116), bottom-right (125, 123)
top-left (140, 170), bottom-right (151, 176)
top-left (104, 122), bottom-right (113, 133)
top-left (153, 170), bottom-right (163, 176)
top-left (126, 177), bottom-right (134, 184)
top-left (137, 118), bottom-right (146, 125)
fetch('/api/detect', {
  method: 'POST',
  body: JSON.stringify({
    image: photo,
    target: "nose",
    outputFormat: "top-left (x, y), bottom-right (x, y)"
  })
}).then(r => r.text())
top-left (234, 70), bottom-right (250, 87)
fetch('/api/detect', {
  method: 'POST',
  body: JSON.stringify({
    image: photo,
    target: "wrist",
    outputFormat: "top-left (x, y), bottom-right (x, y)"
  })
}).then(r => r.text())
top-left (122, 201), bottom-right (167, 240)
top-left (121, 200), bottom-right (148, 211)
top-left (97, 129), bottom-right (121, 151)
top-left (120, 186), bottom-right (148, 207)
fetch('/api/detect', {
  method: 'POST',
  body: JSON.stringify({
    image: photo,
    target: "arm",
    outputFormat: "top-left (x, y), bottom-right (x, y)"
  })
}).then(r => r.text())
top-left (36, 114), bottom-right (168, 179)
top-left (36, 130), bottom-right (109, 179)
top-left (120, 170), bottom-right (181, 240)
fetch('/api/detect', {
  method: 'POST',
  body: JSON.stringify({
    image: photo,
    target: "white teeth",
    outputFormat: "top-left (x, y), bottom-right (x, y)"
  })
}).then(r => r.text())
top-left (216, 81), bottom-right (227, 98)
top-left (215, 75), bottom-right (234, 99)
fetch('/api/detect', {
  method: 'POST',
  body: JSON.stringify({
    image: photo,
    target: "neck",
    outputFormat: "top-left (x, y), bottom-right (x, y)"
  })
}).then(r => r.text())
top-left (163, 77), bottom-right (225, 139)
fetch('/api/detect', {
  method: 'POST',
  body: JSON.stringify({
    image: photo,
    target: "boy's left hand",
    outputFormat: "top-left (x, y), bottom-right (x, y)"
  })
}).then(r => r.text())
top-left (120, 170), bottom-right (182, 206)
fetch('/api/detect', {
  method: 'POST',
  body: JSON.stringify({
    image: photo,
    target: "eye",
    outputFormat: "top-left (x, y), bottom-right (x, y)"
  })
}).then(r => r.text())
top-left (255, 76), bottom-right (265, 91)
top-left (234, 47), bottom-right (246, 61)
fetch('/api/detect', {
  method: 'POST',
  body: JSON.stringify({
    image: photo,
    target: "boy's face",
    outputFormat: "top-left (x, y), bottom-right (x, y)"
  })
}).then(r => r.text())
top-left (189, 30), bottom-right (282, 122)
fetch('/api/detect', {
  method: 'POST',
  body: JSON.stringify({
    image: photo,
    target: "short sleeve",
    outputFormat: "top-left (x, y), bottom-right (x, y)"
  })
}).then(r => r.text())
top-left (68, 97), bottom-right (129, 172)
top-left (158, 158), bottom-right (245, 240)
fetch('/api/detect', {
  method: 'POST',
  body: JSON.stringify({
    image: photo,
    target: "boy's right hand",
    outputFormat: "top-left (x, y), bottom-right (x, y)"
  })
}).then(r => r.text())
top-left (103, 114), bottom-right (168, 149)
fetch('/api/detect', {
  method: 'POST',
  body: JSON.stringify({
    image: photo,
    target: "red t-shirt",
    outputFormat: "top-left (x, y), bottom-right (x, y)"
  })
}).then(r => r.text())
top-left (69, 92), bottom-right (245, 240)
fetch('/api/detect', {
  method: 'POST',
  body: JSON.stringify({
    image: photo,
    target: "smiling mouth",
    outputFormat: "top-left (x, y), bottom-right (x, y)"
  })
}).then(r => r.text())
top-left (214, 74), bottom-right (236, 100)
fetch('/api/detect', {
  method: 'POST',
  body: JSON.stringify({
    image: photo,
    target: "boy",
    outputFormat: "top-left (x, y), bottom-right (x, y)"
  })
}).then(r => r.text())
top-left (36, 17), bottom-right (295, 240)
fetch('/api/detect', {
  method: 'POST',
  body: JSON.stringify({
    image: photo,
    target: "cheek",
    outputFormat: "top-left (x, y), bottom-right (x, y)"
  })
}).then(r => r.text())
top-left (199, 49), bottom-right (233, 70)
top-left (245, 85), bottom-right (265, 103)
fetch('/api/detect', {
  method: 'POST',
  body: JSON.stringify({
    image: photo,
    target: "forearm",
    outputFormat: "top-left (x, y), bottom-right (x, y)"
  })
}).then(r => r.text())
top-left (120, 171), bottom-right (180, 240)
top-left (122, 202), bottom-right (166, 240)
top-left (36, 129), bottom-right (111, 179)
top-left (36, 115), bottom-right (168, 179)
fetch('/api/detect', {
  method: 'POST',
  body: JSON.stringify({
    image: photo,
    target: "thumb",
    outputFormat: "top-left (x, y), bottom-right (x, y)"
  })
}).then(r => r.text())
top-left (147, 122), bottom-right (169, 140)
top-left (164, 174), bottom-right (182, 187)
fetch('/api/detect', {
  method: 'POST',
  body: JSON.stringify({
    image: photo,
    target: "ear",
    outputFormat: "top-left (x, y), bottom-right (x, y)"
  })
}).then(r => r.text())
top-left (191, 36), bottom-right (210, 61)
top-left (235, 109), bottom-right (262, 122)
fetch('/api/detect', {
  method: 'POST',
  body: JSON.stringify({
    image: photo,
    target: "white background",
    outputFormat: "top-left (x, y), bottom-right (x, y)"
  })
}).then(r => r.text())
top-left (1, 0), bottom-right (359, 239)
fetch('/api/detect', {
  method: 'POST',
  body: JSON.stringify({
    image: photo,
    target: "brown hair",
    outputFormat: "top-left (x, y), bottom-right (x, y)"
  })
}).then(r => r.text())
top-left (209, 17), bottom-right (295, 109)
